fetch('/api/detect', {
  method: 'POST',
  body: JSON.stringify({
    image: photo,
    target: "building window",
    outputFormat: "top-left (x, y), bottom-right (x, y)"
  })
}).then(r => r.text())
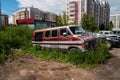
top-left (70, 10), bottom-right (75, 12)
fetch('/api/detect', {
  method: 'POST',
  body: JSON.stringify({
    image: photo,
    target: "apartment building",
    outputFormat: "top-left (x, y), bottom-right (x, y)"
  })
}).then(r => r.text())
top-left (66, 0), bottom-right (79, 24)
top-left (66, 0), bottom-right (110, 29)
top-left (12, 7), bottom-right (57, 28)
top-left (100, 1), bottom-right (110, 29)
top-left (110, 14), bottom-right (120, 28)
top-left (1, 14), bottom-right (8, 27)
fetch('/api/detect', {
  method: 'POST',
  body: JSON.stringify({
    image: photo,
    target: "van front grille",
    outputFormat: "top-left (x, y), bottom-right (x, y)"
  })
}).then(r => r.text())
top-left (85, 40), bottom-right (96, 50)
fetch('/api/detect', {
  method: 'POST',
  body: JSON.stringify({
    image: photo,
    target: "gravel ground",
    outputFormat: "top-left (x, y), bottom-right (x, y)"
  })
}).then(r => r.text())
top-left (0, 48), bottom-right (120, 80)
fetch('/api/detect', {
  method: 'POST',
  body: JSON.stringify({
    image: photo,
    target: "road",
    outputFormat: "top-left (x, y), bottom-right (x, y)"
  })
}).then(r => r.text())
top-left (0, 48), bottom-right (120, 80)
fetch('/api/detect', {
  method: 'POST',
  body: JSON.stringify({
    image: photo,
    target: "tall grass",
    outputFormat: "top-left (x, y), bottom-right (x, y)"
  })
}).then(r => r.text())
top-left (22, 41), bottom-right (110, 68)
top-left (0, 27), bottom-right (110, 68)
top-left (0, 27), bottom-right (33, 62)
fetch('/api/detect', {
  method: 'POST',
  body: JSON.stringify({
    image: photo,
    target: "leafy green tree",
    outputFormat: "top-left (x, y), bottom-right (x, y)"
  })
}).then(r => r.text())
top-left (99, 24), bottom-right (105, 30)
top-left (81, 14), bottom-right (96, 32)
top-left (108, 21), bottom-right (114, 30)
top-left (62, 11), bottom-right (67, 26)
top-left (57, 15), bottom-right (63, 26)
top-left (81, 14), bottom-right (89, 30)
top-left (88, 16), bottom-right (96, 32)
top-left (57, 11), bottom-right (68, 26)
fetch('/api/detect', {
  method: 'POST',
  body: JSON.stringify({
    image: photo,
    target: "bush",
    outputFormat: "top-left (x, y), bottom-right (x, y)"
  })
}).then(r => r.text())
top-left (0, 27), bottom-right (33, 62)
top-left (0, 25), bottom-right (5, 30)
top-left (0, 27), bottom-right (110, 68)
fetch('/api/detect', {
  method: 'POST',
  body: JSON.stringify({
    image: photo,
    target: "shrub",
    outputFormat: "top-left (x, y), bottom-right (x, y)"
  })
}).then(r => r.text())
top-left (0, 27), bottom-right (34, 62)
top-left (21, 41), bottom-right (110, 68)
top-left (0, 26), bottom-right (110, 68)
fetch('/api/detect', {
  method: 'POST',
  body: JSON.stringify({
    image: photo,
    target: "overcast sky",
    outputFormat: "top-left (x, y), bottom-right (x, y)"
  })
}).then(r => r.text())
top-left (16, 0), bottom-right (66, 14)
top-left (16, 0), bottom-right (120, 14)
top-left (109, 0), bottom-right (120, 14)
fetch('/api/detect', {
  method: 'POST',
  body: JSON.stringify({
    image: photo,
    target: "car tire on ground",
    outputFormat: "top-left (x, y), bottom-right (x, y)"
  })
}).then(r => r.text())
top-left (68, 48), bottom-right (82, 54)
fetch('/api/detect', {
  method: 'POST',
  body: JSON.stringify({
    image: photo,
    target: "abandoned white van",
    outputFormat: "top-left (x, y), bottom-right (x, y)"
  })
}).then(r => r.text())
top-left (32, 25), bottom-right (96, 53)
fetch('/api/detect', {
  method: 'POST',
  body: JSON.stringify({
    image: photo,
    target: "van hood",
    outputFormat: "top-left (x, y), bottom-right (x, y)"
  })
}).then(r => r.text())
top-left (74, 34), bottom-right (96, 41)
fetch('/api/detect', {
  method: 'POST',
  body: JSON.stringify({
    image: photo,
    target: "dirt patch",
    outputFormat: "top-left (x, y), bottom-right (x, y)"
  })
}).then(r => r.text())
top-left (0, 48), bottom-right (120, 80)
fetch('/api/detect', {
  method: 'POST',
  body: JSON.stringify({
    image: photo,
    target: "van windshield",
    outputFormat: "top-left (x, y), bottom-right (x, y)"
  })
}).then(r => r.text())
top-left (69, 26), bottom-right (86, 35)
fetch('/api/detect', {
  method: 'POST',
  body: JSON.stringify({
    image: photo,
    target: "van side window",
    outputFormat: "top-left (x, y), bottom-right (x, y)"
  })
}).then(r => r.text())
top-left (35, 32), bottom-right (43, 41)
top-left (45, 31), bottom-right (50, 37)
top-left (52, 30), bottom-right (57, 37)
top-left (60, 28), bottom-right (70, 36)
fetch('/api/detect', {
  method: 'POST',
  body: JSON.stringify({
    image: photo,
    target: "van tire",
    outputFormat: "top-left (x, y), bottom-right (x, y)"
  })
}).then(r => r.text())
top-left (68, 48), bottom-right (82, 54)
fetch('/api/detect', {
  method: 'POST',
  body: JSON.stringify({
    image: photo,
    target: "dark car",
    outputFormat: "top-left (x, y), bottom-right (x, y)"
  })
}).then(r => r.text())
top-left (98, 31), bottom-right (120, 48)
top-left (92, 31), bottom-right (120, 48)
top-left (93, 33), bottom-right (106, 40)
top-left (112, 30), bottom-right (120, 39)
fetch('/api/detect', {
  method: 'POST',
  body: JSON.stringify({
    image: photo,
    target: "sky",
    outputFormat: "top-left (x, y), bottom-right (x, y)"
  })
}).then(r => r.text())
top-left (1, 0), bottom-right (120, 23)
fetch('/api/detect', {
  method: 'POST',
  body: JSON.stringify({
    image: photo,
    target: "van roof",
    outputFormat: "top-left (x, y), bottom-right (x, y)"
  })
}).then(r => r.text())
top-left (34, 25), bottom-right (80, 32)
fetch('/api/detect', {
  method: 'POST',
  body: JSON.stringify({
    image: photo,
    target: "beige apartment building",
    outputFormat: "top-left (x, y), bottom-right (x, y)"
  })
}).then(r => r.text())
top-left (12, 7), bottom-right (57, 28)
top-left (110, 14), bottom-right (120, 28)
top-left (67, 0), bottom-right (110, 29)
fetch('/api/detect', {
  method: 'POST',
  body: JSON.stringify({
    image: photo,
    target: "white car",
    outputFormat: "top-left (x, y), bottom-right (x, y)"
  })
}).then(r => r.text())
top-left (99, 31), bottom-right (117, 37)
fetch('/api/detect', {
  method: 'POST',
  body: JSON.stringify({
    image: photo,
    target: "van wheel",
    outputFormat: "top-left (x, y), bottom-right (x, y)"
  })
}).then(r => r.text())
top-left (106, 41), bottom-right (112, 49)
top-left (68, 48), bottom-right (82, 54)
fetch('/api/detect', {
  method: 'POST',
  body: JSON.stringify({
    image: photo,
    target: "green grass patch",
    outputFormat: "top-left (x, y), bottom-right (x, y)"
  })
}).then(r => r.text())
top-left (0, 26), bottom-right (110, 68)
top-left (0, 27), bottom-right (33, 62)
top-left (21, 41), bottom-right (110, 68)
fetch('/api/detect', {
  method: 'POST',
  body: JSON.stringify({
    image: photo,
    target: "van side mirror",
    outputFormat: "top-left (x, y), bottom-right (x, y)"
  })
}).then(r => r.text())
top-left (63, 32), bottom-right (67, 36)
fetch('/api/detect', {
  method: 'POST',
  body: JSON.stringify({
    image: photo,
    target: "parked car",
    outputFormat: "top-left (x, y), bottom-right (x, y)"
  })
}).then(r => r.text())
top-left (32, 25), bottom-right (96, 53)
top-left (93, 33), bottom-right (106, 40)
top-left (112, 29), bottom-right (120, 39)
top-left (99, 31), bottom-right (120, 48)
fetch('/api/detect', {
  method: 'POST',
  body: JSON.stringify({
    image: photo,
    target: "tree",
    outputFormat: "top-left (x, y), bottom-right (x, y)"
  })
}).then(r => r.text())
top-left (57, 14), bottom-right (63, 26)
top-left (99, 24), bottom-right (105, 30)
top-left (81, 14), bottom-right (89, 30)
top-left (62, 11), bottom-right (67, 26)
top-left (88, 16), bottom-right (96, 32)
top-left (108, 21), bottom-right (114, 30)
top-left (57, 11), bottom-right (68, 26)
top-left (81, 14), bottom-right (96, 32)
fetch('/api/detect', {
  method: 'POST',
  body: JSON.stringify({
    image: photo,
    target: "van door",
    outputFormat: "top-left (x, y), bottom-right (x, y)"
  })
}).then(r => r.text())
top-left (51, 29), bottom-right (59, 49)
top-left (58, 28), bottom-right (71, 50)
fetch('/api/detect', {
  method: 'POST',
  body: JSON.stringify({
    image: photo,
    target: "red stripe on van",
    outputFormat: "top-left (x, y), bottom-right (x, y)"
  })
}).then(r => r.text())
top-left (32, 42), bottom-right (82, 46)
